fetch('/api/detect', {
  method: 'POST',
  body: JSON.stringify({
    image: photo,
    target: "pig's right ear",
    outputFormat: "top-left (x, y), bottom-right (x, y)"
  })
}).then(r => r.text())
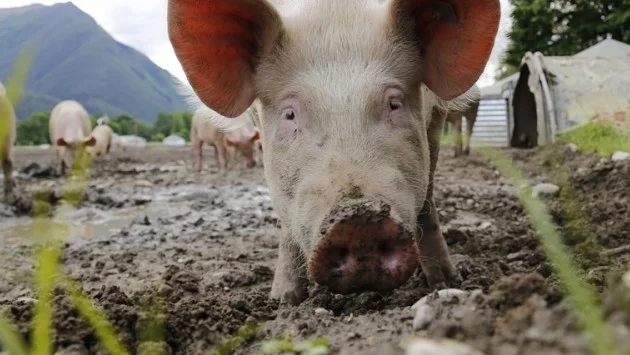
top-left (168, 0), bottom-right (283, 118)
top-left (56, 138), bottom-right (68, 147)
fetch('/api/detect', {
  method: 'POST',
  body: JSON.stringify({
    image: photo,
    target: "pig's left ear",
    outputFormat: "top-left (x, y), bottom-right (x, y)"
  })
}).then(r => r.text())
top-left (391, 0), bottom-right (500, 100)
top-left (168, 0), bottom-right (283, 118)
top-left (251, 130), bottom-right (261, 141)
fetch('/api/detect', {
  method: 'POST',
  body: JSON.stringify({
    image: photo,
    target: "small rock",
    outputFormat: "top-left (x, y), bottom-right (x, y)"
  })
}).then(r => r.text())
top-left (404, 337), bottom-right (487, 355)
top-left (413, 304), bottom-right (435, 331)
top-left (612, 151), bottom-right (630, 162)
top-left (567, 143), bottom-right (579, 153)
top-left (347, 332), bottom-right (361, 340)
top-left (478, 221), bottom-right (492, 230)
top-left (136, 180), bottom-right (154, 187)
top-left (315, 307), bottom-right (331, 316)
top-left (506, 251), bottom-right (528, 261)
top-left (412, 289), bottom-right (469, 310)
top-left (532, 183), bottom-right (560, 198)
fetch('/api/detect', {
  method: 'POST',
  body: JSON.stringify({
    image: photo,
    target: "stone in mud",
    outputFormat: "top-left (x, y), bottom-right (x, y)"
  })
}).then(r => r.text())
top-left (413, 303), bottom-right (435, 331)
top-left (532, 183), bottom-right (560, 198)
top-left (612, 151), bottom-right (630, 162)
top-left (412, 289), bottom-right (470, 310)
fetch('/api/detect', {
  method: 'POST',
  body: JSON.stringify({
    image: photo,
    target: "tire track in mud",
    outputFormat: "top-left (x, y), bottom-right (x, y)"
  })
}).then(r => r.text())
top-left (0, 145), bottom-right (629, 355)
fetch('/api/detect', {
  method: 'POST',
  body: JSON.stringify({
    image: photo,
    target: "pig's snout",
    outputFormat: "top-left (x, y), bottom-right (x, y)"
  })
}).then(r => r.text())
top-left (309, 200), bottom-right (419, 294)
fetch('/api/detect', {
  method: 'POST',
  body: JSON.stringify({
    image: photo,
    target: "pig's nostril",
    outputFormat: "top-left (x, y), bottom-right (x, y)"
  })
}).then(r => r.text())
top-left (329, 247), bottom-right (350, 278)
top-left (377, 242), bottom-right (393, 256)
top-left (330, 246), bottom-right (349, 262)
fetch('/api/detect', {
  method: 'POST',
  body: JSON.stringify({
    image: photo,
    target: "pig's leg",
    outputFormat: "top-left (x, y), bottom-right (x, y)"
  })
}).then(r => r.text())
top-left (215, 144), bottom-right (228, 173)
top-left (451, 113), bottom-right (463, 157)
top-left (463, 115), bottom-right (473, 155)
top-left (56, 147), bottom-right (66, 176)
top-left (463, 109), bottom-right (477, 156)
top-left (193, 139), bottom-right (203, 172)
top-left (2, 152), bottom-right (13, 201)
top-left (416, 109), bottom-right (460, 289)
top-left (270, 226), bottom-right (308, 305)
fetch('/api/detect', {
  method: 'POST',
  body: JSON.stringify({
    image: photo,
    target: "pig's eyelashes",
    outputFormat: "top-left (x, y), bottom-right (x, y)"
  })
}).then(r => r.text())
top-left (388, 98), bottom-right (403, 111)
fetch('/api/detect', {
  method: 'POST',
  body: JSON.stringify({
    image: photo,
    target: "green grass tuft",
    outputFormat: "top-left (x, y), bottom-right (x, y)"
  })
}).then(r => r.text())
top-left (261, 337), bottom-right (330, 355)
top-left (210, 321), bottom-right (260, 355)
top-left (557, 122), bottom-right (630, 157)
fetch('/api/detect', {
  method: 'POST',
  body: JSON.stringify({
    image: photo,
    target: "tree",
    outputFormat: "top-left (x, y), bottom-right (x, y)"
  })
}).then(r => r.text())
top-left (16, 112), bottom-right (51, 145)
top-left (500, 0), bottom-right (630, 78)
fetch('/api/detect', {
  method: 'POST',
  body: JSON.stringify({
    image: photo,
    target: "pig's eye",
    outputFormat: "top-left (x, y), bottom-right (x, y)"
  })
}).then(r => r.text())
top-left (282, 108), bottom-right (296, 121)
top-left (388, 97), bottom-right (403, 111)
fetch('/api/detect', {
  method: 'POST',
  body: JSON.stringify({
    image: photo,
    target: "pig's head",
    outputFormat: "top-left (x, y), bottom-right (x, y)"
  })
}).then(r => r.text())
top-left (57, 134), bottom-right (96, 168)
top-left (224, 127), bottom-right (261, 168)
top-left (169, 0), bottom-right (499, 294)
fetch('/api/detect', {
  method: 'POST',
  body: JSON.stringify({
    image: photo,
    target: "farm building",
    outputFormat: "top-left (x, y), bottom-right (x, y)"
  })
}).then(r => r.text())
top-left (473, 36), bottom-right (630, 148)
top-left (163, 135), bottom-right (186, 147)
top-left (116, 135), bottom-right (147, 148)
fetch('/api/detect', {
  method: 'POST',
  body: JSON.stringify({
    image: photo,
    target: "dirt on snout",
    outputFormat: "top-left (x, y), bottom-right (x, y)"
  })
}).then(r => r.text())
top-left (0, 144), bottom-right (629, 355)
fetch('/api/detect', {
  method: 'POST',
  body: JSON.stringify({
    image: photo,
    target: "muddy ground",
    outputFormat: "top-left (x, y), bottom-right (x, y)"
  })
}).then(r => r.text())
top-left (0, 144), bottom-right (629, 355)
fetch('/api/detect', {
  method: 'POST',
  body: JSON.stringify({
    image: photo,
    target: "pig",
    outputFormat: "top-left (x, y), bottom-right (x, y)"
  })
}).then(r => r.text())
top-left (49, 100), bottom-right (96, 175)
top-left (168, 0), bottom-right (500, 304)
top-left (250, 100), bottom-right (265, 166)
top-left (444, 85), bottom-right (481, 156)
top-left (86, 124), bottom-right (114, 158)
top-left (190, 106), bottom-right (261, 172)
top-left (0, 81), bottom-right (16, 201)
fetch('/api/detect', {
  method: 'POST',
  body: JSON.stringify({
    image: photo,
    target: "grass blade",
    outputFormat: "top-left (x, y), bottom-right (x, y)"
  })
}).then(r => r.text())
top-left (0, 314), bottom-right (29, 355)
top-left (59, 276), bottom-right (130, 355)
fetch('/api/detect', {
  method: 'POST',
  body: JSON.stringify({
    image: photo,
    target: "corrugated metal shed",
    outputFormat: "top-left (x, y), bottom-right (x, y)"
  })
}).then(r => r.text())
top-left (511, 51), bottom-right (630, 147)
top-left (466, 98), bottom-right (510, 147)
top-left (471, 74), bottom-right (518, 148)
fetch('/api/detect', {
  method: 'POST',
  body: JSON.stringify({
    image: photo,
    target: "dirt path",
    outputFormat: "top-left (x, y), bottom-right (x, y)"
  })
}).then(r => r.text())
top-left (0, 144), bottom-right (628, 355)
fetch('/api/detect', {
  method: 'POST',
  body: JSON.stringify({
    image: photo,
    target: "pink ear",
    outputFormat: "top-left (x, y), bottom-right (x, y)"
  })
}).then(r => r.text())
top-left (251, 130), bottom-right (260, 141)
top-left (392, 0), bottom-right (500, 100)
top-left (56, 138), bottom-right (68, 146)
top-left (168, 0), bottom-right (282, 117)
top-left (225, 138), bottom-right (236, 147)
top-left (84, 136), bottom-right (97, 147)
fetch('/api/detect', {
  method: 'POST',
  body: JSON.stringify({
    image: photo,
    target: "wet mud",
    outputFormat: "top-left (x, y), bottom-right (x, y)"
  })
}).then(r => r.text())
top-left (1, 144), bottom-right (629, 354)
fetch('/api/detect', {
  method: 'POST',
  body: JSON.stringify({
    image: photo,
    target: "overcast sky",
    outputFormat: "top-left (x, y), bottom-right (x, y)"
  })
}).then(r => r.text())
top-left (1, 0), bottom-right (511, 88)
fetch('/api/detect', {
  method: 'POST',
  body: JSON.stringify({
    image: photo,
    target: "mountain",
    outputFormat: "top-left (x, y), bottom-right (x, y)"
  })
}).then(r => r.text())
top-left (0, 2), bottom-right (189, 122)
